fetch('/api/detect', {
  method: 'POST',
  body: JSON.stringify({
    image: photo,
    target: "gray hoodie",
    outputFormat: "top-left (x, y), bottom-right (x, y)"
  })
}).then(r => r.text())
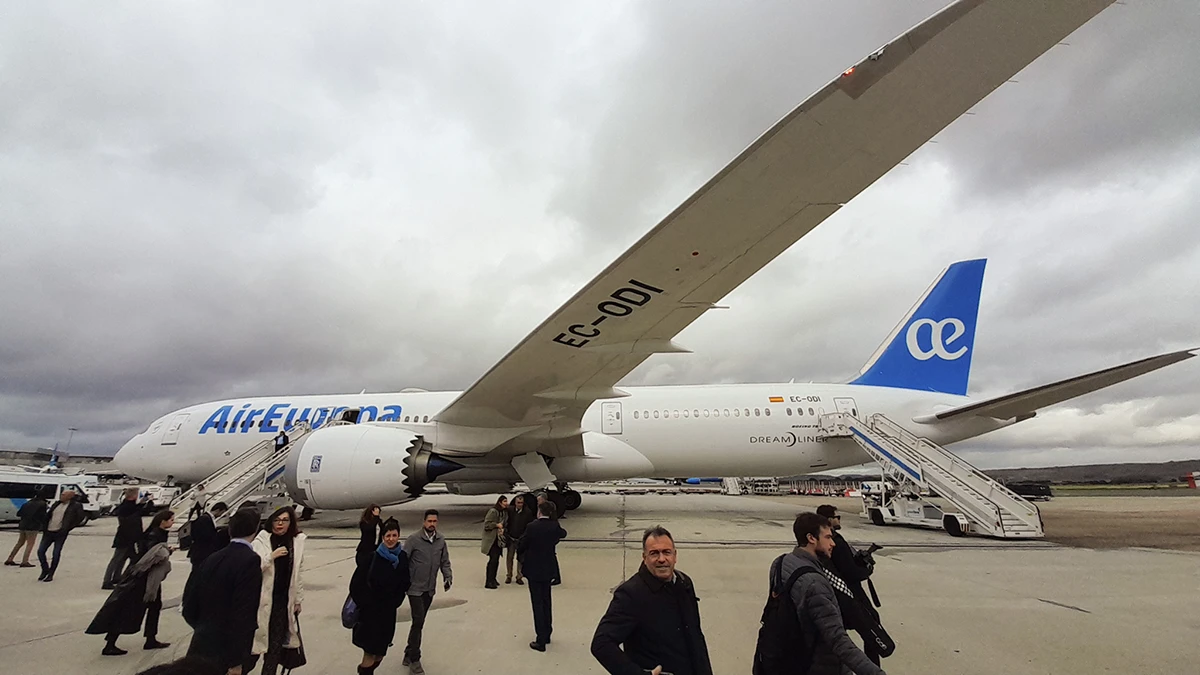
top-left (404, 529), bottom-right (452, 595)
top-left (775, 547), bottom-right (885, 675)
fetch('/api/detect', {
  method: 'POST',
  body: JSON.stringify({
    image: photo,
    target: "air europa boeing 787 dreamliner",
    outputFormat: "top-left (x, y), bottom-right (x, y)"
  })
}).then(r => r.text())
top-left (116, 0), bottom-right (1193, 512)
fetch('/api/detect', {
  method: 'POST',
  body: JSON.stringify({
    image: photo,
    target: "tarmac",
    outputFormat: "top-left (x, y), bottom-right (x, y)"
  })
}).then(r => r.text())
top-left (1, 491), bottom-right (1197, 674)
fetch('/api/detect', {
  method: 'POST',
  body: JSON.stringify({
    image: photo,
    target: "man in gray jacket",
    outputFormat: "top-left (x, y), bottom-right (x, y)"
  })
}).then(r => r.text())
top-left (772, 512), bottom-right (885, 675)
top-left (403, 509), bottom-right (453, 674)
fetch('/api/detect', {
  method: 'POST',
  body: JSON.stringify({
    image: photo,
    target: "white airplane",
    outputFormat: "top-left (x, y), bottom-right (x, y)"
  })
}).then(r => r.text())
top-left (115, 0), bottom-right (1191, 513)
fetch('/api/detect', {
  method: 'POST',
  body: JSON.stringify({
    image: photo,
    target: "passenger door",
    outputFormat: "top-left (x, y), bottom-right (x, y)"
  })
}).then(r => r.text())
top-left (601, 402), bottom-right (623, 435)
top-left (833, 397), bottom-right (858, 417)
top-left (161, 413), bottom-right (190, 445)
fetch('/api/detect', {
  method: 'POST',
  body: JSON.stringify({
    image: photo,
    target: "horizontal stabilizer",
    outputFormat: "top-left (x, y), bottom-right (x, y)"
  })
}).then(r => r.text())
top-left (914, 349), bottom-right (1197, 423)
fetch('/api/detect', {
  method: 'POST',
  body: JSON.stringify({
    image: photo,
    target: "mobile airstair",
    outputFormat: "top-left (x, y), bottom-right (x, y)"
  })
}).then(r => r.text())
top-left (818, 412), bottom-right (1043, 539)
top-left (169, 421), bottom-right (315, 530)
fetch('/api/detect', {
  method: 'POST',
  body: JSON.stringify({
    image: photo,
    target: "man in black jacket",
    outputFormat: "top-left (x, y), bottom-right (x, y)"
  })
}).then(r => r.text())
top-left (187, 501), bottom-right (229, 569)
top-left (101, 488), bottom-right (144, 589)
top-left (38, 489), bottom-right (85, 582)
top-left (505, 494), bottom-right (535, 584)
top-left (773, 513), bottom-right (885, 675)
top-left (517, 500), bottom-right (566, 652)
top-left (816, 504), bottom-right (882, 665)
top-left (182, 508), bottom-right (263, 675)
top-left (591, 526), bottom-right (713, 675)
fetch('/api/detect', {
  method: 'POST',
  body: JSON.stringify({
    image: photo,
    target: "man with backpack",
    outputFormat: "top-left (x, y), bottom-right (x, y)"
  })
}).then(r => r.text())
top-left (753, 512), bottom-right (884, 675)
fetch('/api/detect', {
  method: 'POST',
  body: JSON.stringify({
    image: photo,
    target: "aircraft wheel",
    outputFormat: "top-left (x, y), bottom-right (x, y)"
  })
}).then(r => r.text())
top-left (545, 490), bottom-right (567, 517)
top-left (869, 509), bottom-right (885, 527)
top-left (563, 490), bottom-right (582, 511)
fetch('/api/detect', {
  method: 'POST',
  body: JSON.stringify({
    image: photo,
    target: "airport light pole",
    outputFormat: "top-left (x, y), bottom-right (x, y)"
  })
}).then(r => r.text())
top-left (60, 427), bottom-right (78, 465)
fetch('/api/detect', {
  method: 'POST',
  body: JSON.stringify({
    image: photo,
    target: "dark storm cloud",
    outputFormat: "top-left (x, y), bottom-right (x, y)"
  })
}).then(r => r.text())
top-left (1, 1), bottom-right (1197, 466)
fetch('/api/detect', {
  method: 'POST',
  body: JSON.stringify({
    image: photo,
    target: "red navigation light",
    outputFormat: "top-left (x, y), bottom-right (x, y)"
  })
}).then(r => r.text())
top-left (843, 66), bottom-right (856, 77)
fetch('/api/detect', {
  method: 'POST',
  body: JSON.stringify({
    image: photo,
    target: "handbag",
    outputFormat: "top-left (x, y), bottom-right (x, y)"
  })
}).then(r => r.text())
top-left (341, 593), bottom-right (358, 629)
top-left (177, 520), bottom-right (193, 550)
top-left (279, 614), bottom-right (307, 672)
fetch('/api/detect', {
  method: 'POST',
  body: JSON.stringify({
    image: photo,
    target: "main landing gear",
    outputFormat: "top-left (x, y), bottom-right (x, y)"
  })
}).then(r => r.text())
top-left (545, 482), bottom-right (582, 514)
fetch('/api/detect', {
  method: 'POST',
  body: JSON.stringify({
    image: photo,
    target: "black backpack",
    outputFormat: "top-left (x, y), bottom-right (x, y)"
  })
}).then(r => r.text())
top-left (753, 555), bottom-right (819, 675)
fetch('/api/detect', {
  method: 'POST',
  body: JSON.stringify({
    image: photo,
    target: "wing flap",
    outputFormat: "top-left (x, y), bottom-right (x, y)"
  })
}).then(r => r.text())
top-left (914, 349), bottom-right (1198, 423)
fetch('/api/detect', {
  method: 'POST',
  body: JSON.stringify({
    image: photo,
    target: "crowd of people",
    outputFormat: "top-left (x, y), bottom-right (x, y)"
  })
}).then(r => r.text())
top-left (5, 484), bottom-right (892, 675)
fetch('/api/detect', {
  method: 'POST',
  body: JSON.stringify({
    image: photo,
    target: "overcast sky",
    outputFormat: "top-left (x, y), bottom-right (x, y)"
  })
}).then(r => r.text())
top-left (2, 1), bottom-right (1198, 470)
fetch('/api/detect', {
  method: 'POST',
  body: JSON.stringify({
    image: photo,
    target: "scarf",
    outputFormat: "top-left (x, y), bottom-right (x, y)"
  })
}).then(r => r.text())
top-left (376, 541), bottom-right (402, 569)
top-left (821, 565), bottom-right (854, 597)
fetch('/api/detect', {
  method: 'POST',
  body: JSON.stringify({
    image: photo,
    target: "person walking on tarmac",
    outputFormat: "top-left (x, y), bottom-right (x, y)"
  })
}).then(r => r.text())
top-left (6, 487), bottom-right (49, 569)
top-left (37, 488), bottom-right (85, 582)
top-left (182, 507), bottom-right (265, 675)
top-left (505, 494), bottom-right (535, 584)
top-left (102, 488), bottom-right (145, 589)
top-left (403, 509), bottom-right (453, 674)
top-left (356, 504), bottom-right (384, 571)
top-left (481, 496), bottom-right (508, 589)
top-left (518, 500), bottom-right (566, 652)
top-left (87, 509), bottom-right (177, 655)
top-left (768, 513), bottom-right (885, 675)
top-left (591, 526), bottom-right (713, 675)
top-left (250, 506), bottom-right (307, 675)
top-left (350, 518), bottom-right (410, 675)
top-left (817, 504), bottom-right (885, 666)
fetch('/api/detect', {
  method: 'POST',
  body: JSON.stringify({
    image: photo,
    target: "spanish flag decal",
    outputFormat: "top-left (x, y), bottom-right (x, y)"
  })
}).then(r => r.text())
top-left (769, 396), bottom-right (784, 403)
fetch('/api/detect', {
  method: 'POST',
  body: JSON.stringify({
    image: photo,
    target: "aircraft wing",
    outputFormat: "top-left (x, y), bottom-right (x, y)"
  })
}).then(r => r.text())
top-left (913, 349), bottom-right (1198, 423)
top-left (433, 0), bottom-right (1119, 456)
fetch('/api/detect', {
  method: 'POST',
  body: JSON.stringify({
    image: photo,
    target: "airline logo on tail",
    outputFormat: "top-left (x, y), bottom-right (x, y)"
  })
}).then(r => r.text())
top-left (850, 259), bottom-right (986, 395)
top-left (906, 317), bottom-right (968, 361)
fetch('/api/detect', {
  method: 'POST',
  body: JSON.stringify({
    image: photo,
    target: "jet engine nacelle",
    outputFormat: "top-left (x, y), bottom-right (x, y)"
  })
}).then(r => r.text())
top-left (285, 424), bottom-right (427, 510)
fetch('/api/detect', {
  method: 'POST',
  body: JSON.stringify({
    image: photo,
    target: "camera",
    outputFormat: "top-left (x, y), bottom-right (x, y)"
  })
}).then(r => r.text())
top-left (853, 543), bottom-right (882, 574)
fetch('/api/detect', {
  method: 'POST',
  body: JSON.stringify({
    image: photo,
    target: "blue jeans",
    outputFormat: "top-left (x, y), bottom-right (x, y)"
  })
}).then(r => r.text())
top-left (37, 531), bottom-right (68, 577)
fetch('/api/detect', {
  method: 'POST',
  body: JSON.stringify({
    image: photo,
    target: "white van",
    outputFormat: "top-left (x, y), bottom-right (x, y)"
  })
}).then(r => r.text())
top-left (0, 469), bottom-right (102, 524)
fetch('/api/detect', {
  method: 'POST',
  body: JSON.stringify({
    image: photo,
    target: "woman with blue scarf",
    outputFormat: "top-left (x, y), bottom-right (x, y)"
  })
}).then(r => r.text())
top-left (350, 517), bottom-right (410, 674)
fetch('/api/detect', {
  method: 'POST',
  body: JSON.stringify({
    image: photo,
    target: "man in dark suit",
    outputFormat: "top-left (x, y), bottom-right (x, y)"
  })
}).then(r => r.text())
top-left (517, 500), bottom-right (566, 652)
top-left (187, 501), bottom-right (229, 568)
top-left (182, 508), bottom-right (263, 675)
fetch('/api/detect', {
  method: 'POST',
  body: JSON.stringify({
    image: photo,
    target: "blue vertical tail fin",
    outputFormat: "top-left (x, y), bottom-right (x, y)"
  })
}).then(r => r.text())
top-left (849, 259), bottom-right (986, 395)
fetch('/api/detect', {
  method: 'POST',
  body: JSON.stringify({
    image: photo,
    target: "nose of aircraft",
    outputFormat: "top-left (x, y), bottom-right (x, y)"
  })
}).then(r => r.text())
top-left (113, 435), bottom-right (143, 477)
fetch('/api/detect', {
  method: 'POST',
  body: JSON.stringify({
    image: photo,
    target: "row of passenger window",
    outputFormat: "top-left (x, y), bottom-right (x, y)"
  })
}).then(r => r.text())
top-left (211, 413), bottom-right (431, 431)
top-left (633, 406), bottom-right (818, 420)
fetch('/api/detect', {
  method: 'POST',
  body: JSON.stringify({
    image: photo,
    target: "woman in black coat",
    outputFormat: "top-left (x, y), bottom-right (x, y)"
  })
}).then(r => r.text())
top-left (355, 504), bottom-right (383, 571)
top-left (350, 517), bottom-right (410, 674)
top-left (87, 509), bottom-right (176, 655)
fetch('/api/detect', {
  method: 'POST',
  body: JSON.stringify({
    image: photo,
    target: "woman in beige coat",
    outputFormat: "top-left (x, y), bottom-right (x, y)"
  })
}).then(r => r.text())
top-left (251, 506), bottom-right (306, 675)
top-left (481, 496), bottom-right (508, 589)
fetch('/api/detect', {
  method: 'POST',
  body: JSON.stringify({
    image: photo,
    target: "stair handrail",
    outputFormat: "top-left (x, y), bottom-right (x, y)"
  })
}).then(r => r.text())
top-left (170, 440), bottom-right (274, 511)
top-left (831, 412), bottom-right (1006, 534)
top-left (868, 414), bottom-right (1040, 521)
top-left (170, 421), bottom-right (312, 512)
top-left (865, 414), bottom-right (1041, 534)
